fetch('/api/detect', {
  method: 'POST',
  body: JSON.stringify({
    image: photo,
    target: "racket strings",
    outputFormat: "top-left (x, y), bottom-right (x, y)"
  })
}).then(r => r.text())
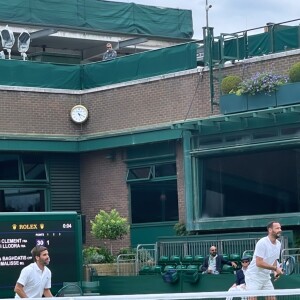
top-left (56, 284), bottom-right (83, 297)
top-left (283, 256), bottom-right (296, 275)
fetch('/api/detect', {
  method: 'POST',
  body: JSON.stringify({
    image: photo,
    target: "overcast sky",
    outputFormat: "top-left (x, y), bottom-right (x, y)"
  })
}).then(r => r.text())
top-left (109, 0), bottom-right (300, 39)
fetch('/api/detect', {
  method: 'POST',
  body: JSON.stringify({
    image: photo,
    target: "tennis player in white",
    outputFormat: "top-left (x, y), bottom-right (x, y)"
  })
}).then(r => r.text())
top-left (245, 221), bottom-right (284, 300)
top-left (14, 245), bottom-right (53, 298)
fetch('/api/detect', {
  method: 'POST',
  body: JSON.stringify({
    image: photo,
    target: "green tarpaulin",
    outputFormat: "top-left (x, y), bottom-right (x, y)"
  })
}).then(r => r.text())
top-left (0, 0), bottom-right (193, 39)
top-left (0, 43), bottom-right (197, 90)
top-left (82, 43), bottom-right (197, 89)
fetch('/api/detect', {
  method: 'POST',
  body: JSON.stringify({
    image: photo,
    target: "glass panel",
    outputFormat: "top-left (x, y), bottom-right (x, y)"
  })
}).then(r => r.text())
top-left (201, 148), bottom-right (300, 218)
top-left (127, 166), bottom-right (151, 181)
top-left (22, 155), bottom-right (47, 180)
top-left (0, 154), bottom-right (19, 180)
top-left (131, 181), bottom-right (178, 223)
top-left (0, 189), bottom-right (45, 212)
top-left (155, 163), bottom-right (176, 177)
top-left (281, 126), bottom-right (300, 136)
top-left (252, 130), bottom-right (277, 140)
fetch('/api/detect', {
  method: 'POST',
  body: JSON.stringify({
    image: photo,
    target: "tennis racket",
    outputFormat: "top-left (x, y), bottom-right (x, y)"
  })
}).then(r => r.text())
top-left (55, 283), bottom-right (83, 297)
top-left (282, 256), bottom-right (296, 275)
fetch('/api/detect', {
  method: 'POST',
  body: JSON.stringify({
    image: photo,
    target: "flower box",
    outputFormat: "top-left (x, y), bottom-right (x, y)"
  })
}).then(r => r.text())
top-left (276, 82), bottom-right (300, 106)
top-left (247, 92), bottom-right (277, 111)
top-left (219, 94), bottom-right (248, 114)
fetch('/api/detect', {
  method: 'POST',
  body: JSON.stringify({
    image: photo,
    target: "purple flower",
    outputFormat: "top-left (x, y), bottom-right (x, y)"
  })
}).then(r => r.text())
top-left (237, 71), bottom-right (289, 96)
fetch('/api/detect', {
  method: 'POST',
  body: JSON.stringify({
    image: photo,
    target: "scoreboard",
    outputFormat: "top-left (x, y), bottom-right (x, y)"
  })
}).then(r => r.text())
top-left (0, 212), bottom-right (82, 298)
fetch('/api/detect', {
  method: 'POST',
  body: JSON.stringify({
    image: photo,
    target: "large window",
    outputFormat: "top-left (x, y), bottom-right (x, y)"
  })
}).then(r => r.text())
top-left (126, 141), bottom-right (178, 224)
top-left (131, 181), bottom-right (178, 223)
top-left (127, 162), bottom-right (178, 224)
top-left (0, 153), bottom-right (48, 212)
top-left (0, 188), bottom-right (45, 212)
top-left (201, 148), bottom-right (300, 218)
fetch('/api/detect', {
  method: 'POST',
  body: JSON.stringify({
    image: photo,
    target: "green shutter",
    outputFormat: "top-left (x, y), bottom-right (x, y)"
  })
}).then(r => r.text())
top-left (48, 154), bottom-right (81, 212)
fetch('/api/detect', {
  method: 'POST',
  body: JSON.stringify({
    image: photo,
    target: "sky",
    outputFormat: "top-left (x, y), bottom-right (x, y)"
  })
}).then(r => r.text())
top-left (109, 0), bottom-right (300, 39)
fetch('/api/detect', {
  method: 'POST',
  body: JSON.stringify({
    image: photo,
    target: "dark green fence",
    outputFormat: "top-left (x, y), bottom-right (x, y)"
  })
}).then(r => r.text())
top-left (0, 43), bottom-right (197, 90)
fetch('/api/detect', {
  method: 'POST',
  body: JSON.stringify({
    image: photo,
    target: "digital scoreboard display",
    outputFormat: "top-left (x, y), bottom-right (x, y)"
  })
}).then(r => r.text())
top-left (0, 212), bottom-right (82, 298)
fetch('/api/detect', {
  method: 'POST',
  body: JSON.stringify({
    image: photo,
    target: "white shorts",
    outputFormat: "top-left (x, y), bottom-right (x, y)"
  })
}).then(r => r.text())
top-left (245, 275), bottom-right (274, 290)
top-left (226, 285), bottom-right (247, 300)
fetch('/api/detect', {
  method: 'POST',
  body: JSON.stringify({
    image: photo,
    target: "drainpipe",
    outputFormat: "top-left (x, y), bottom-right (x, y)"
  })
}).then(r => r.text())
top-left (183, 130), bottom-right (193, 230)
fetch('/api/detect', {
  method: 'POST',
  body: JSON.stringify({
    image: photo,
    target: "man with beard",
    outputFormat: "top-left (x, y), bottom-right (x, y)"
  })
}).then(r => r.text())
top-left (201, 245), bottom-right (237, 274)
top-left (245, 221), bottom-right (284, 300)
top-left (14, 245), bottom-right (53, 298)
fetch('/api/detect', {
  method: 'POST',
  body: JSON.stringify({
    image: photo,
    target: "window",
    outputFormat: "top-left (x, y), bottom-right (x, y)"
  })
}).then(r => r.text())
top-left (0, 154), bottom-right (19, 180)
top-left (0, 153), bottom-right (48, 181)
top-left (0, 188), bottom-right (45, 212)
top-left (127, 162), bottom-right (178, 224)
top-left (127, 166), bottom-right (152, 181)
top-left (127, 163), bottom-right (177, 182)
top-left (201, 148), bottom-right (300, 218)
top-left (22, 155), bottom-right (47, 180)
top-left (131, 181), bottom-right (178, 223)
top-left (0, 153), bottom-right (48, 212)
top-left (154, 163), bottom-right (176, 178)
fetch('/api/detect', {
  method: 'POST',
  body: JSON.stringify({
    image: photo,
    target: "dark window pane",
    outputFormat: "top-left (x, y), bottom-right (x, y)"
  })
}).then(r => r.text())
top-left (202, 149), bottom-right (299, 218)
top-left (0, 189), bottom-right (45, 212)
top-left (155, 163), bottom-right (176, 177)
top-left (22, 155), bottom-right (47, 180)
top-left (131, 181), bottom-right (178, 223)
top-left (127, 167), bottom-right (151, 181)
top-left (0, 154), bottom-right (19, 180)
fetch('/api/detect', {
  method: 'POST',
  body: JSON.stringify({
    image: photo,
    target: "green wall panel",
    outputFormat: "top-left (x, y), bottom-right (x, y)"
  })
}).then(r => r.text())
top-left (93, 274), bottom-right (300, 295)
top-left (48, 153), bottom-right (81, 212)
top-left (131, 222), bottom-right (177, 246)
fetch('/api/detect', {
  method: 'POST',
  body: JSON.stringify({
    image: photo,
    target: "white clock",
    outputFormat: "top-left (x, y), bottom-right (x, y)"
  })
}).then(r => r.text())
top-left (70, 104), bottom-right (89, 124)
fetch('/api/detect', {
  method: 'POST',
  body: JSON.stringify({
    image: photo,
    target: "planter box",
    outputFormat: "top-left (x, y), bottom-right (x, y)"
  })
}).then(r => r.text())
top-left (247, 92), bottom-right (276, 110)
top-left (90, 263), bottom-right (117, 276)
top-left (276, 82), bottom-right (300, 106)
top-left (219, 94), bottom-right (248, 114)
top-left (90, 262), bottom-right (136, 276)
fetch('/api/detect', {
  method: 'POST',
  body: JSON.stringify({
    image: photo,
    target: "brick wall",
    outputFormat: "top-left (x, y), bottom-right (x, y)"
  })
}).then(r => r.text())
top-left (1, 50), bottom-right (300, 251)
top-left (0, 53), bottom-right (300, 137)
top-left (80, 149), bottom-right (130, 252)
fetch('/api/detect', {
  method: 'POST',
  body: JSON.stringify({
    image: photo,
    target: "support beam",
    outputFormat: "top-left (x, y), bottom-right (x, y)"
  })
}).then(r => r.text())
top-left (290, 106), bottom-right (300, 113)
top-left (224, 116), bottom-right (241, 123)
top-left (117, 37), bottom-right (148, 49)
top-left (30, 28), bottom-right (58, 40)
top-left (252, 112), bottom-right (274, 119)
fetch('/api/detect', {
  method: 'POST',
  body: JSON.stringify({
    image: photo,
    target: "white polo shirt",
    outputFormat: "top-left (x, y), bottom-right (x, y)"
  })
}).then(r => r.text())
top-left (15, 262), bottom-right (51, 298)
top-left (246, 236), bottom-right (281, 280)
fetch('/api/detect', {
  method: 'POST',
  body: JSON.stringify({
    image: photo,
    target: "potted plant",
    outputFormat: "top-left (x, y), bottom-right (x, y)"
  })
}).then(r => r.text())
top-left (277, 61), bottom-right (300, 106)
top-left (91, 208), bottom-right (130, 253)
top-left (219, 75), bottom-right (247, 114)
top-left (237, 71), bottom-right (288, 110)
top-left (89, 209), bottom-right (130, 275)
top-left (221, 75), bottom-right (242, 95)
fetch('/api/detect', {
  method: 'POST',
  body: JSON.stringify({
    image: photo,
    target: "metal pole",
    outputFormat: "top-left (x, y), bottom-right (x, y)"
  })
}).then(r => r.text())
top-left (205, 0), bottom-right (215, 112)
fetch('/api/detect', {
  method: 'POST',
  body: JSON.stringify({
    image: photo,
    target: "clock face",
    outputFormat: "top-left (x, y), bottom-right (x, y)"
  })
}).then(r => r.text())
top-left (70, 105), bottom-right (89, 124)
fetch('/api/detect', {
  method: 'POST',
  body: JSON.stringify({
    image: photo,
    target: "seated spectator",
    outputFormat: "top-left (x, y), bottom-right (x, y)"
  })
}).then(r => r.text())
top-left (226, 255), bottom-right (250, 300)
top-left (201, 245), bottom-right (237, 274)
top-left (103, 43), bottom-right (117, 61)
